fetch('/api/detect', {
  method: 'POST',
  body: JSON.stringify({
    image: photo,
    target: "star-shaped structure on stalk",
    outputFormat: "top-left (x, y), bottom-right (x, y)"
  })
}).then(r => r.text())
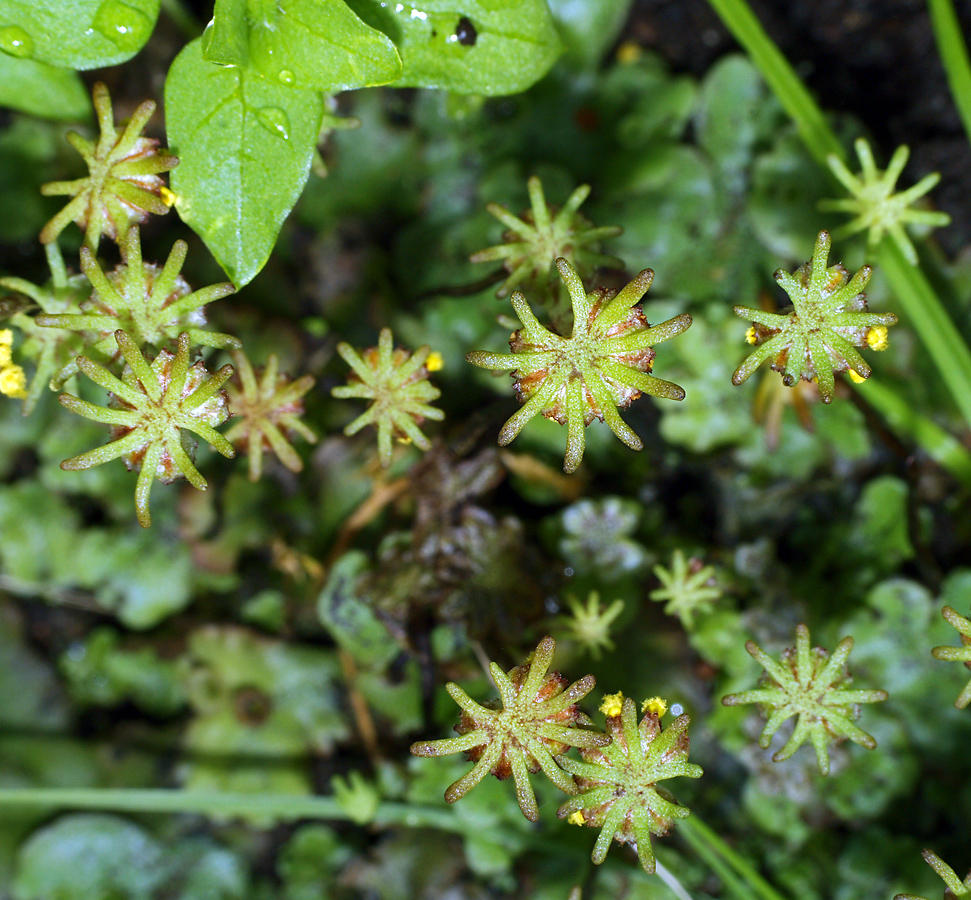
top-left (722, 623), bottom-right (887, 775)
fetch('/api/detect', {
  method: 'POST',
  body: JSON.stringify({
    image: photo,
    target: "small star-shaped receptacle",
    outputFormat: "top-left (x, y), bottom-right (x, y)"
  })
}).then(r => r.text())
top-left (409, 636), bottom-right (609, 822)
top-left (224, 348), bottom-right (318, 481)
top-left (331, 327), bottom-right (443, 468)
top-left (40, 82), bottom-right (178, 252)
top-left (58, 330), bottom-right (235, 528)
top-left (722, 623), bottom-right (888, 775)
top-left (37, 226), bottom-right (238, 385)
top-left (467, 257), bottom-right (691, 473)
top-left (732, 230), bottom-right (898, 402)
top-left (557, 694), bottom-right (702, 874)
top-left (470, 175), bottom-right (623, 303)
top-left (649, 549), bottom-right (720, 628)
top-left (820, 138), bottom-right (951, 265)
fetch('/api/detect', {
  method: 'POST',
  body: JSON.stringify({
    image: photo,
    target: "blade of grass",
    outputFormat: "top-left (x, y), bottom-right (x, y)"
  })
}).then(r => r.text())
top-left (679, 816), bottom-right (790, 900)
top-left (927, 0), bottom-right (971, 146)
top-left (0, 788), bottom-right (457, 831)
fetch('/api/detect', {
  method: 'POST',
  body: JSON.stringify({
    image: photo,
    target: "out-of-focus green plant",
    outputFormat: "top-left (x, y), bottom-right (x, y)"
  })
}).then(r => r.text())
top-left (649, 549), bottom-right (721, 628)
top-left (931, 606), bottom-right (971, 709)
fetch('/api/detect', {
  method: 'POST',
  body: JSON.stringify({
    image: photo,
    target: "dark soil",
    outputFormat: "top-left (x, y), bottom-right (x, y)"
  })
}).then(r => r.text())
top-left (625, 0), bottom-right (971, 255)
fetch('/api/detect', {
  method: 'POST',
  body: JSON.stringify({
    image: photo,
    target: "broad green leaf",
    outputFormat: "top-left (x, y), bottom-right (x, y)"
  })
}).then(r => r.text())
top-left (203, 0), bottom-right (401, 91)
top-left (0, 54), bottom-right (89, 120)
top-left (346, 0), bottom-right (562, 95)
top-left (0, 0), bottom-right (159, 69)
top-left (165, 38), bottom-right (325, 287)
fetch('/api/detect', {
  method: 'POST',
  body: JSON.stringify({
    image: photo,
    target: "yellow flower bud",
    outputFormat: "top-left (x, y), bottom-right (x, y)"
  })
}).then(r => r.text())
top-left (599, 691), bottom-right (624, 718)
top-left (426, 351), bottom-right (444, 372)
top-left (866, 325), bottom-right (889, 351)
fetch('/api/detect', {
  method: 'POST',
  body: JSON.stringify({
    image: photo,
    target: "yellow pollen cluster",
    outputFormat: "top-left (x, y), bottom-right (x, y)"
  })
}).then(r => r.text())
top-left (866, 325), bottom-right (889, 351)
top-left (567, 810), bottom-right (586, 826)
top-left (745, 325), bottom-right (758, 345)
top-left (641, 696), bottom-right (668, 717)
top-left (426, 351), bottom-right (444, 372)
top-left (0, 330), bottom-right (26, 399)
top-left (599, 691), bottom-right (624, 718)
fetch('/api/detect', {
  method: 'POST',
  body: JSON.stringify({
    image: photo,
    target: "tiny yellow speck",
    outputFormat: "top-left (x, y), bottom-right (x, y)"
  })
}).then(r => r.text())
top-left (616, 41), bottom-right (642, 64)
top-left (426, 351), bottom-right (444, 372)
top-left (0, 364), bottom-right (27, 399)
top-left (642, 696), bottom-right (668, 718)
top-left (159, 185), bottom-right (177, 208)
top-left (395, 434), bottom-right (413, 445)
top-left (599, 691), bottom-right (624, 718)
top-left (568, 811), bottom-right (586, 826)
top-left (0, 329), bottom-right (12, 346)
top-left (847, 369), bottom-right (866, 384)
top-left (745, 326), bottom-right (758, 345)
top-left (866, 325), bottom-right (889, 351)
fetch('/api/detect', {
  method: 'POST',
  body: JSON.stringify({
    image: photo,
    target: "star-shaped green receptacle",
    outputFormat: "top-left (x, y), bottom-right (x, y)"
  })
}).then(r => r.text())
top-left (820, 138), bottom-right (951, 265)
top-left (409, 636), bottom-right (609, 822)
top-left (649, 549), bottom-right (720, 628)
top-left (224, 348), bottom-right (318, 482)
top-left (40, 82), bottom-right (178, 252)
top-left (722, 623), bottom-right (888, 775)
top-left (467, 257), bottom-right (691, 474)
top-left (931, 606), bottom-right (971, 709)
top-left (470, 175), bottom-right (623, 304)
top-left (557, 696), bottom-right (702, 874)
top-left (894, 849), bottom-right (971, 900)
top-left (331, 327), bottom-right (444, 468)
top-left (37, 226), bottom-right (238, 385)
top-left (732, 230), bottom-right (898, 402)
top-left (58, 330), bottom-right (235, 528)
top-left (557, 591), bottom-right (625, 659)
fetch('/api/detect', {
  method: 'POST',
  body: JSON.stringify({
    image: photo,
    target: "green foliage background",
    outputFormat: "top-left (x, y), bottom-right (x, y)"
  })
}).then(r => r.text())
top-left (0, 0), bottom-right (970, 898)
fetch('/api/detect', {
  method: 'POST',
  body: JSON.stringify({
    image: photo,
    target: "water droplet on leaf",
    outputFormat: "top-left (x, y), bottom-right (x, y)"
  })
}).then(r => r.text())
top-left (277, 69), bottom-right (295, 85)
top-left (0, 25), bottom-right (34, 58)
top-left (256, 106), bottom-right (290, 141)
top-left (91, 0), bottom-right (153, 52)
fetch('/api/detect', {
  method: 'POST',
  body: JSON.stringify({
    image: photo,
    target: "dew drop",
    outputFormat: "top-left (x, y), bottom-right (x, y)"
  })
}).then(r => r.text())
top-left (256, 106), bottom-right (291, 141)
top-left (0, 25), bottom-right (34, 58)
top-left (277, 68), bottom-right (295, 85)
top-left (91, 0), bottom-right (153, 52)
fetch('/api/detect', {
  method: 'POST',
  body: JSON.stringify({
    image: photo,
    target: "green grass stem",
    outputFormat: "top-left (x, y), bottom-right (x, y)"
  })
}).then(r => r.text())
top-left (679, 816), bottom-right (790, 900)
top-left (927, 0), bottom-right (971, 146)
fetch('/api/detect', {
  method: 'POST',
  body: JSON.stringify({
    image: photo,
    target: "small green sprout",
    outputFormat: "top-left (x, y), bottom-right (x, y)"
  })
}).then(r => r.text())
top-left (37, 226), bottom-right (238, 385)
top-left (332, 328), bottom-right (443, 468)
top-left (557, 591), bottom-right (625, 659)
top-left (722, 623), bottom-right (887, 775)
top-left (649, 549), bottom-right (720, 628)
top-left (467, 257), bottom-right (691, 473)
top-left (409, 636), bottom-right (609, 822)
top-left (820, 138), bottom-right (951, 265)
top-left (557, 693), bottom-right (702, 874)
top-left (58, 330), bottom-right (235, 528)
top-left (470, 175), bottom-right (622, 302)
top-left (224, 349), bottom-right (318, 482)
top-left (895, 849), bottom-right (971, 900)
top-left (931, 606), bottom-right (971, 709)
top-left (732, 230), bottom-right (898, 402)
top-left (40, 82), bottom-right (178, 252)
